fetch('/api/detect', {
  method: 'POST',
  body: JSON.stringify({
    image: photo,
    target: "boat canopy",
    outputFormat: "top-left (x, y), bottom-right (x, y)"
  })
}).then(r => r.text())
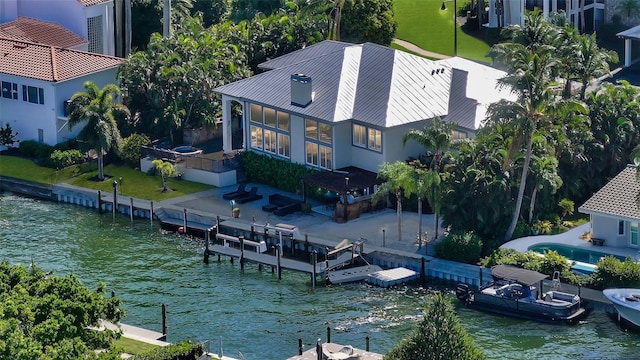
top-left (491, 265), bottom-right (548, 286)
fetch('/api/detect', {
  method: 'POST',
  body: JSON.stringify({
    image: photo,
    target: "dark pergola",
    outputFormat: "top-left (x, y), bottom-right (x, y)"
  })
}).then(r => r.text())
top-left (301, 166), bottom-right (385, 203)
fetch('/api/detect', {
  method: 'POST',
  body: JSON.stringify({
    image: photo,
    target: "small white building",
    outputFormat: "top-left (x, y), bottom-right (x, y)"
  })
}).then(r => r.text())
top-left (0, 37), bottom-right (122, 145)
top-left (579, 165), bottom-right (640, 248)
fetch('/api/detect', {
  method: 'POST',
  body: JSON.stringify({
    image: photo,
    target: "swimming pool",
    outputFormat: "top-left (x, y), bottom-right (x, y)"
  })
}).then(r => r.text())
top-left (528, 243), bottom-right (627, 265)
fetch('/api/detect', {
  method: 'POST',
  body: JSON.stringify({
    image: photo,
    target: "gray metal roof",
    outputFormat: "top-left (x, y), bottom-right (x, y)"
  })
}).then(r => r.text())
top-left (258, 40), bottom-right (353, 70)
top-left (579, 165), bottom-right (640, 221)
top-left (617, 25), bottom-right (640, 40)
top-left (216, 42), bottom-right (451, 128)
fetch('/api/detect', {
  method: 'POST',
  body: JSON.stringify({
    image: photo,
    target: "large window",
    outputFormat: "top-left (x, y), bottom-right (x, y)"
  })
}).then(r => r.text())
top-left (264, 129), bottom-right (276, 153)
top-left (352, 124), bottom-right (382, 152)
top-left (248, 103), bottom-right (290, 158)
top-left (353, 124), bottom-right (366, 147)
top-left (320, 123), bottom-right (332, 143)
top-left (452, 129), bottom-right (467, 140)
top-left (264, 107), bottom-right (276, 127)
top-left (87, 15), bottom-right (104, 53)
top-left (250, 104), bottom-right (262, 123)
top-left (278, 112), bottom-right (289, 131)
top-left (632, 222), bottom-right (638, 247)
top-left (278, 133), bottom-right (290, 158)
top-left (368, 128), bottom-right (382, 151)
top-left (619, 220), bottom-right (625, 235)
top-left (320, 145), bottom-right (332, 169)
top-left (2, 82), bottom-right (18, 99)
top-left (22, 85), bottom-right (44, 104)
top-left (306, 119), bottom-right (318, 139)
top-left (306, 141), bottom-right (318, 165)
top-left (250, 126), bottom-right (263, 150)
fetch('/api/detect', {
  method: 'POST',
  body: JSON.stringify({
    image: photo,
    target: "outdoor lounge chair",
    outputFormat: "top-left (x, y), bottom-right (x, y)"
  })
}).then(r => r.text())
top-left (222, 183), bottom-right (248, 200)
top-left (234, 186), bottom-right (263, 204)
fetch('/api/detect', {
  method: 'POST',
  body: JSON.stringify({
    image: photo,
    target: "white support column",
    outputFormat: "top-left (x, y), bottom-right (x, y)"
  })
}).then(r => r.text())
top-left (625, 39), bottom-right (632, 68)
top-left (552, 0), bottom-right (557, 13)
top-left (221, 95), bottom-right (233, 154)
top-left (543, 0), bottom-right (549, 20)
top-left (488, 0), bottom-right (498, 27)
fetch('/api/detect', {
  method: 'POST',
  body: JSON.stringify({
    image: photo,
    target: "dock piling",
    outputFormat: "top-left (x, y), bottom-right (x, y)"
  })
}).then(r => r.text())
top-left (97, 191), bottom-right (102, 214)
top-left (240, 236), bottom-right (245, 269)
top-left (183, 208), bottom-right (187, 234)
top-left (150, 201), bottom-right (154, 226)
top-left (366, 336), bottom-right (370, 351)
top-left (130, 197), bottom-right (134, 222)
top-left (311, 250), bottom-right (317, 288)
top-left (161, 303), bottom-right (168, 337)
top-left (112, 181), bottom-right (117, 219)
top-left (326, 327), bottom-right (331, 343)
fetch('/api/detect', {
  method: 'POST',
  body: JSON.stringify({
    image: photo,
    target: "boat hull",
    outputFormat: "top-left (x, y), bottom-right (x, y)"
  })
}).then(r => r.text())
top-left (470, 292), bottom-right (586, 323)
top-left (603, 288), bottom-right (640, 328)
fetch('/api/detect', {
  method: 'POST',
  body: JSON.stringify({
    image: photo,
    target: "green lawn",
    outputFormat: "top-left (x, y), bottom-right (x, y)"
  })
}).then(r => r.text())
top-left (66, 164), bottom-right (215, 201)
top-left (112, 336), bottom-right (160, 355)
top-left (0, 155), bottom-right (78, 184)
top-left (0, 155), bottom-right (214, 200)
top-left (394, 0), bottom-right (492, 63)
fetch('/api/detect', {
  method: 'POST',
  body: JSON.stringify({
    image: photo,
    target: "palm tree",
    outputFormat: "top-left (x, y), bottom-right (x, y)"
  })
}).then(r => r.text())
top-left (487, 45), bottom-right (587, 242)
top-left (402, 117), bottom-right (459, 240)
top-left (152, 159), bottom-right (176, 192)
top-left (373, 161), bottom-right (415, 242)
top-left (68, 81), bottom-right (129, 181)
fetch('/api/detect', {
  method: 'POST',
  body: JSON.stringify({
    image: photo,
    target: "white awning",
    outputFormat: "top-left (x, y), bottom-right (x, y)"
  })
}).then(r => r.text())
top-left (617, 25), bottom-right (640, 40)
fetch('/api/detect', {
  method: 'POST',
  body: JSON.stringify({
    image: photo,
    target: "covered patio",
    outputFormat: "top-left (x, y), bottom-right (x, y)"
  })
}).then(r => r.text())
top-left (302, 166), bottom-right (386, 223)
top-left (617, 25), bottom-right (640, 68)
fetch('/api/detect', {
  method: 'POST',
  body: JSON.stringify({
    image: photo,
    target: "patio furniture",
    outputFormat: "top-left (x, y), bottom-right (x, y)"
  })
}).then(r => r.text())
top-left (222, 183), bottom-right (248, 200)
top-left (264, 194), bottom-right (303, 216)
top-left (234, 186), bottom-right (263, 204)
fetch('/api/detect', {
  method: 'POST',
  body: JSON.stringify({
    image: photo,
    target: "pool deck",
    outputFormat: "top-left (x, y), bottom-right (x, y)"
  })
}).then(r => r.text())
top-left (501, 223), bottom-right (640, 261)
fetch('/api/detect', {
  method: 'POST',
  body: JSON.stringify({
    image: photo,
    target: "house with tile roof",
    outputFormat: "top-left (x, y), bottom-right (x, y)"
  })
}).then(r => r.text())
top-left (0, 37), bottom-right (123, 145)
top-left (0, 0), bottom-right (129, 57)
top-left (579, 165), bottom-right (640, 248)
top-left (214, 41), bottom-right (514, 174)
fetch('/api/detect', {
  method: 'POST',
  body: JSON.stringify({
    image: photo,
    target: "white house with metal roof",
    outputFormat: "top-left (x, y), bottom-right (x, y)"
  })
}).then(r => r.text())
top-left (579, 165), bottom-right (640, 248)
top-left (0, 37), bottom-right (122, 146)
top-left (214, 41), bottom-right (513, 174)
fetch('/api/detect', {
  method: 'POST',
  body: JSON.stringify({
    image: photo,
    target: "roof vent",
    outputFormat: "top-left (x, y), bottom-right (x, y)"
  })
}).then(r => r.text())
top-left (291, 73), bottom-right (312, 107)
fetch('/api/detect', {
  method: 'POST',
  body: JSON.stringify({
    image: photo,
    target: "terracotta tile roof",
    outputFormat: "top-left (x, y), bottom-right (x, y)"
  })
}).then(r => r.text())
top-left (0, 17), bottom-right (87, 48)
top-left (579, 165), bottom-right (640, 221)
top-left (0, 37), bottom-right (122, 82)
top-left (77, 0), bottom-right (113, 6)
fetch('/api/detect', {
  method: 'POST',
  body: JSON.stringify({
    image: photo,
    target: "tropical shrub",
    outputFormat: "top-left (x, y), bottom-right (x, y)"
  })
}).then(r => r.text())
top-left (538, 250), bottom-right (571, 276)
top-left (435, 231), bottom-right (483, 264)
top-left (592, 256), bottom-right (640, 290)
top-left (131, 340), bottom-right (204, 360)
top-left (558, 198), bottom-right (574, 219)
top-left (240, 151), bottom-right (318, 194)
top-left (119, 133), bottom-right (151, 167)
top-left (50, 149), bottom-right (84, 169)
top-left (385, 292), bottom-right (485, 360)
top-left (0, 123), bottom-right (19, 147)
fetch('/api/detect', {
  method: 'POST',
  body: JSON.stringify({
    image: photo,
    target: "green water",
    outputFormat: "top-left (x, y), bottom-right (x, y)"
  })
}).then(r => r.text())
top-left (0, 193), bottom-right (638, 359)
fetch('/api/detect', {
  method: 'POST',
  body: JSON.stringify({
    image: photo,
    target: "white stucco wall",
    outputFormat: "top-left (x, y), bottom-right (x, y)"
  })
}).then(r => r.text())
top-left (15, 0), bottom-right (115, 56)
top-left (0, 67), bottom-right (120, 146)
top-left (289, 114), bottom-right (305, 165)
top-left (332, 121), bottom-right (351, 169)
top-left (590, 213), bottom-right (636, 248)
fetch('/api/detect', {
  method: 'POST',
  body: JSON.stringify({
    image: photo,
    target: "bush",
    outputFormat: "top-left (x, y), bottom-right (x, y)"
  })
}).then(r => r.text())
top-left (558, 198), bottom-right (575, 219)
top-left (240, 151), bottom-right (318, 194)
top-left (480, 248), bottom-right (540, 268)
top-left (50, 149), bottom-right (84, 169)
top-left (435, 231), bottom-right (483, 264)
top-left (19, 140), bottom-right (53, 159)
top-left (513, 220), bottom-right (531, 239)
top-left (131, 340), bottom-right (204, 360)
top-left (538, 250), bottom-right (571, 276)
top-left (119, 133), bottom-right (151, 167)
top-left (592, 256), bottom-right (640, 290)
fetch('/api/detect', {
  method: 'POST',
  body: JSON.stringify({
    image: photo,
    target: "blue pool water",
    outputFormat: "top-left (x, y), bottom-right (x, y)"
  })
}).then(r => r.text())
top-left (528, 243), bottom-right (628, 264)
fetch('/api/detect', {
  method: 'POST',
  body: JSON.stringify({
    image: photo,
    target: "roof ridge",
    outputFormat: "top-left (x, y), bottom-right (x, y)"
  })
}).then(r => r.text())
top-left (50, 46), bottom-right (59, 82)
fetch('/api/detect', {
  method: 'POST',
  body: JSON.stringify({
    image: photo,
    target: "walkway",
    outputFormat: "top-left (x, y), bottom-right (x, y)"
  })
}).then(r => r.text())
top-left (392, 39), bottom-right (450, 60)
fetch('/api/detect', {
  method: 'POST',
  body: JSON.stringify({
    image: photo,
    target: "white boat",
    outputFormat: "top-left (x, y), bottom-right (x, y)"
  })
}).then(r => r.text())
top-left (603, 288), bottom-right (640, 327)
top-left (327, 264), bottom-right (382, 284)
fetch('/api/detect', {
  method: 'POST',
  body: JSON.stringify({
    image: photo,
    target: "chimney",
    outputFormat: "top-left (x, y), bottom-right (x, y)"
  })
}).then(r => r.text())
top-left (291, 74), bottom-right (312, 107)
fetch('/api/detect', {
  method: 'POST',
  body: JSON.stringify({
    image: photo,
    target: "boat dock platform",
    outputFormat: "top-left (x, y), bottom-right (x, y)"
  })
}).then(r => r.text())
top-left (288, 342), bottom-right (383, 360)
top-left (367, 267), bottom-right (418, 288)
